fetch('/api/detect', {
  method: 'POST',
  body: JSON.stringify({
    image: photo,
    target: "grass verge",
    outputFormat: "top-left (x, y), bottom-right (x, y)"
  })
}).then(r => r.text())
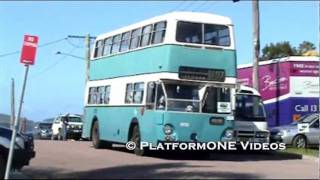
top-left (282, 147), bottom-right (318, 157)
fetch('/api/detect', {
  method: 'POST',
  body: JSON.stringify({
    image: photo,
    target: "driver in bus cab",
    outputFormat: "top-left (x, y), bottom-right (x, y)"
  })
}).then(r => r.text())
top-left (157, 95), bottom-right (166, 110)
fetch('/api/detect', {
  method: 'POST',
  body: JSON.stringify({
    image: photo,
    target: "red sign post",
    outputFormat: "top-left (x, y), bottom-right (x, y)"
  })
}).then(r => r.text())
top-left (20, 35), bottom-right (39, 65)
top-left (5, 34), bottom-right (39, 179)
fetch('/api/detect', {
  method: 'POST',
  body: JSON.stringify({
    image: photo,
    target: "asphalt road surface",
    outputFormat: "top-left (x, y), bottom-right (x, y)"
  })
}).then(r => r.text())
top-left (14, 140), bottom-right (318, 179)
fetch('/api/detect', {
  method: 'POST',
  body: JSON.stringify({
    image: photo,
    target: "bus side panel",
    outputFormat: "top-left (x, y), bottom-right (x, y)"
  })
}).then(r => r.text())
top-left (139, 111), bottom-right (165, 145)
top-left (89, 45), bottom-right (171, 81)
top-left (89, 45), bottom-right (237, 81)
top-left (83, 106), bottom-right (160, 144)
top-left (168, 46), bottom-right (236, 78)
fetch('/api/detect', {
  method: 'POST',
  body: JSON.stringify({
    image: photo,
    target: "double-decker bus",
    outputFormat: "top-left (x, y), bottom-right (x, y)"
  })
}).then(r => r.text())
top-left (82, 12), bottom-right (237, 155)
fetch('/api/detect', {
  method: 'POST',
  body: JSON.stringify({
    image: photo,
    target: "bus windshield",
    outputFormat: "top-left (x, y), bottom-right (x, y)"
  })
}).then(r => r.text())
top-left (158, 82), bottom-right (232, 114)
top-left (165, 83), bottom-right (202, 112)
top-left (235, 94), bottom-right (266, 121)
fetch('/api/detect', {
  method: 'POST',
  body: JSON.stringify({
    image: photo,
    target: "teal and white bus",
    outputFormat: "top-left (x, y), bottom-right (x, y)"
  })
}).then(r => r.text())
top-left (82, 12), bottom-right (237, 155)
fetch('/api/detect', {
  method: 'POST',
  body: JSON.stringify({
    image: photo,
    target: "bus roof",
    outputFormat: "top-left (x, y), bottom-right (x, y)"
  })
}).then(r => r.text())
top-left (96, 11), bottom-right (233, 41)
top-left (238, 85), bottom-right (261, 96)
top-left (237, 56), bottom-right (319, 69)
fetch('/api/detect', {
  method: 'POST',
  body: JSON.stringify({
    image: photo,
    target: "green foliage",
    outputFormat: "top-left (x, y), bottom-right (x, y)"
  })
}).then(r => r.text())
top-left (298, 41), bottom-right (316, 55)
top-left (260, 41), bottom-right (316, 61)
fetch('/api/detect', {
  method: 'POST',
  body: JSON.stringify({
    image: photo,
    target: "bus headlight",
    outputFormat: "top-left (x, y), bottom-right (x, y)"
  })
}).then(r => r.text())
top-left (224, 129), bottom-right (234, 139)
top-left (163, 124), bottom-right (174, 135)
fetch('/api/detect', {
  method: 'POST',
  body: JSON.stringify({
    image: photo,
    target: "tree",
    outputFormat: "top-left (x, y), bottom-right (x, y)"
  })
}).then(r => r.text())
top-left (298, 41), bottom-right (316, 55)
top-left (261, 41), bottom-right (297, 61)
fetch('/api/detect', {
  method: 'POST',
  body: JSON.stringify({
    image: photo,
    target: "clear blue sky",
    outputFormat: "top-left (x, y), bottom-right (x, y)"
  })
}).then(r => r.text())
top-left (0, 1), bottom-right (318, 121)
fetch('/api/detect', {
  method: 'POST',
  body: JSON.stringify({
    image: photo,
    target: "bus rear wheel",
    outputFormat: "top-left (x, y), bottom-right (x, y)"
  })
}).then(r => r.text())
top-left (92, 121), bottom-right (112, 149)
top-left (131, 125), bottom-right (146, 156)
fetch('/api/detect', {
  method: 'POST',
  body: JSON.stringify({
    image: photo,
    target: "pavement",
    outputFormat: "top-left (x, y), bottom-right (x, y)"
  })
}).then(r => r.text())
top-left (11, 140), bottom-right (319, 179)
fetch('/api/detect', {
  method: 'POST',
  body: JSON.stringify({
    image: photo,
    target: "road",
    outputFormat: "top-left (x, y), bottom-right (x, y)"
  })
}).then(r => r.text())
top-left (15, 140), bottom-right (318, 179)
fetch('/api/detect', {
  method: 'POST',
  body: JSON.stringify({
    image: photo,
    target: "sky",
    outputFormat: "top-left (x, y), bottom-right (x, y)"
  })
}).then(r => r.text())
top-left (0, 1), bottom-right (318, 121)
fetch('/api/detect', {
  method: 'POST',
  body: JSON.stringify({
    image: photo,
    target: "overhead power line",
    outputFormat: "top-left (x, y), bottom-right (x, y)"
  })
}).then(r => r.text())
top-left (180, 1), bottom-right (199, 11)
top-left (192, 1), bottom-right (210, 12)
top-left (30, 47), bottom-right (77, 79)
top-left (0, 37), bottom-right (67, 59)
top-left (167, 0), bottom-right (187, 12)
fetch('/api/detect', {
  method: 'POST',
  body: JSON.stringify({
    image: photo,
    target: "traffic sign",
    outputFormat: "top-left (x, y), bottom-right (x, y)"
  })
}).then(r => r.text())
top-left (20, 35), bottom-right (39, 65)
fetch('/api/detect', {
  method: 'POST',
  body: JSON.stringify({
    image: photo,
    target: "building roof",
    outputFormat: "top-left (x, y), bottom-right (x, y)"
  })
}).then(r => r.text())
top-left (238, 56), bottom-right (319, 69)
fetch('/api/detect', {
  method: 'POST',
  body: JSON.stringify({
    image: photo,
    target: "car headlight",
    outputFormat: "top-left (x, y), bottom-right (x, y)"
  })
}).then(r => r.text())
top-left (163, 124), bottom-right (174, 135)
top-left (224, 129), bottom-right (234, 139)
top-left (15, 136), bottom-right (25, 149)
top-left (277, 129), bottom-right (289, 136)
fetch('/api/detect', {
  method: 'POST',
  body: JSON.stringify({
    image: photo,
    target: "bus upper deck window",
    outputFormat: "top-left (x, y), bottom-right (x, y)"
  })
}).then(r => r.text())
top-left (151, 21), bottom-right (166, 45)
top-left (111, 34), bottom-right (121, 54)
top-left (94, 40), bottom-right (104, 58)
top-left (130, 28), bottom-right (141, 50)
top-left (204, 24), bottom-right (230, 46)
top-left (176, 22), bottom-right (202, 44)
top-left (140, 25), bottom-right (152, 47)
top-left (103, 38), bottom-right (112, 56)
top-left (120, 31), bottom-right (130, 52)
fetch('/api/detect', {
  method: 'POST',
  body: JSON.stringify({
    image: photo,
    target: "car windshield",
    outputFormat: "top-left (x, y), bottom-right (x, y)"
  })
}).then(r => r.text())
top-left (62, 116), bottom-right (82, 123)
top-left (292, 114), bottom-right (319, 125)
top-left (235, 94), bottom-right (266, 121)
top-left (39, 123), bottom-right (52, 129)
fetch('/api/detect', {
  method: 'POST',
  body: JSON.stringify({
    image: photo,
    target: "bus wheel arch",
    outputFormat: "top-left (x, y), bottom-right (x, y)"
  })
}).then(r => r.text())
top-left (91, 117), bottom-right (112, 149)
top-left (128, 118), bottom-right (139, 142)
top-left (90, 116), bottom-right (99, 140)
top-left (128, 119), bottom-right (146, 156)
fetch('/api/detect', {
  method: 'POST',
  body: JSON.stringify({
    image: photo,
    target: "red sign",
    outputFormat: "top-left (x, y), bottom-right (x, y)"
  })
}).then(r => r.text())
top-left (20, 35), bottom-right (39, 65)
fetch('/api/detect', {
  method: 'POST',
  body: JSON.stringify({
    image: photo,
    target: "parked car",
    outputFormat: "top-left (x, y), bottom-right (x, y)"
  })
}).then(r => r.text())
top-left (51, 114), bottom-right (83, 140)
top-left (34, 122), bottom-right (53, 139)
top-left (270, 113), bottom-right (319, 148)
top-left (0, 125), bottom-right (35, 179)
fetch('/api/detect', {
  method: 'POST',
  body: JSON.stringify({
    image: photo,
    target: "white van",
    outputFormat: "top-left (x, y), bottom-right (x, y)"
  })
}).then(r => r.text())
top-left (51, 114), bottom-right (83, 140)
top-left (234, 86), bottom-right (270, 143)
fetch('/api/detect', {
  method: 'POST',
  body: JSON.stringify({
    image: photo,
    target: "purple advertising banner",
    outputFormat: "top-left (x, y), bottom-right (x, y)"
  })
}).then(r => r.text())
top-left (238, 62), bottom-right (291, 101)
top-left (238, 59), bottom-right (319, 126)
top-left (290, 61), bottom-right (319, 76)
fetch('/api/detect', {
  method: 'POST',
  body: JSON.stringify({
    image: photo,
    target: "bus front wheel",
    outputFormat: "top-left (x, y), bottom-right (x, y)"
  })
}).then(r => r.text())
top-left (131, 125), bottom-right (146, 156)
top-left (92, 121), bottom-right (112, 149)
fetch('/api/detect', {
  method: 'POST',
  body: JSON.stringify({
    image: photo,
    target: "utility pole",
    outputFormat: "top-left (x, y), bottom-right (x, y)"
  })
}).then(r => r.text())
top-left (67, 34), bottom-right (96, 82)
top-left (317, 1), bottom-right (320, 179)
top-left (252, 0), bottom-right (260, 90)
top-left (5, 65), bottom-right (30, 179)
top-left (10, 78), bottom-right (15, 130)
